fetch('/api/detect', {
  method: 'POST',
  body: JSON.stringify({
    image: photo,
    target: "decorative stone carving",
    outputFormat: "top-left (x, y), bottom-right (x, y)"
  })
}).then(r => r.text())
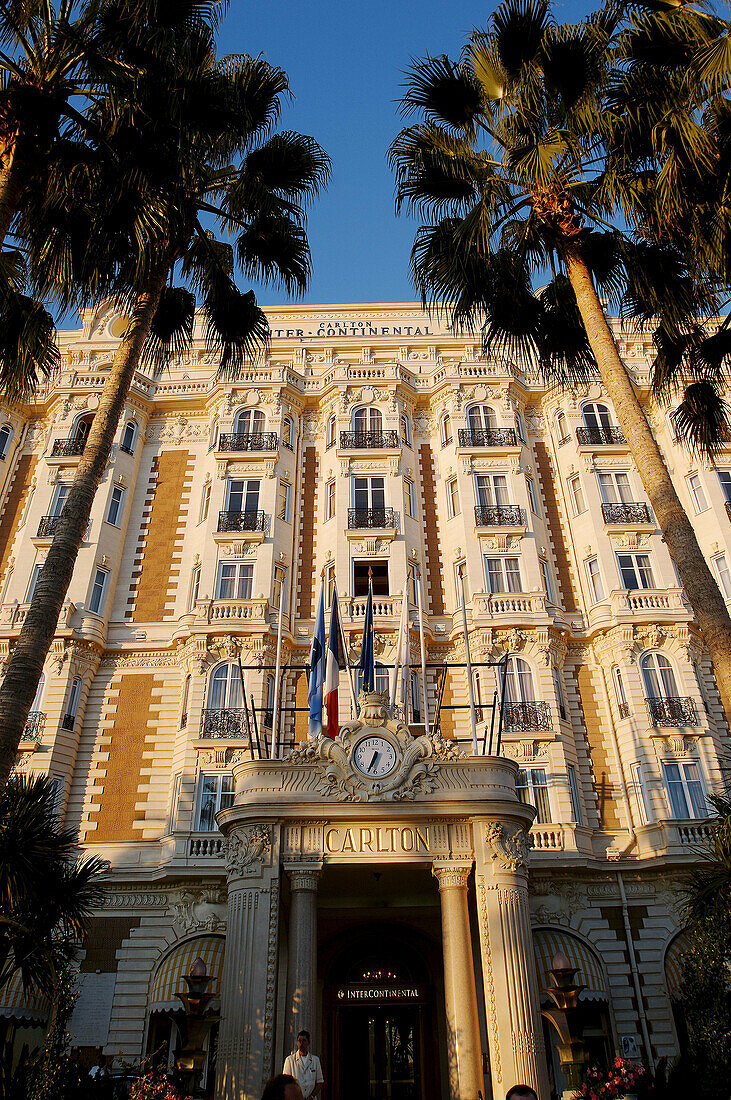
top-left (485, 822), bottom-right (529, 871)
top-left (226, 824), bottom-right (272, 877)
top-left (170, 886), bottom-right (226, 934)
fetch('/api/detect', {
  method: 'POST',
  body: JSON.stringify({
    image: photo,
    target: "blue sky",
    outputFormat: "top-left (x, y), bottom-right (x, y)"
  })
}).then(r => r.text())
top-left (218, 0), bottom-right (593, 307)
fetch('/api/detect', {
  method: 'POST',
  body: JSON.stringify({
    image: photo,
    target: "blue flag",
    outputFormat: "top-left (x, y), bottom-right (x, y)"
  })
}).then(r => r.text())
top-left (359, 580), bottom-right (375, 692)
top-left (308, 580), bottom-right (326, 737)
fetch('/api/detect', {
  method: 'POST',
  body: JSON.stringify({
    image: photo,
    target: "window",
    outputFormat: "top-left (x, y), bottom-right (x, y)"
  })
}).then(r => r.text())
top-left (553, 666), bottom-right (566, 719)
top-left (556, 410), bottom-right (569, 445)
top-left (662, 761), bottom-right (707, 819)
top-left (440, 413), bottom-right (452, 447)
top-left (632, 762), bottom-right (651, 824)
top-left (568, 474), bottom-right (586, 516)
top-left (28, 563), bottom-right (42, 601)
top-left (325, 478), bottom-right (335, 520)
top-left (404, 478), bottom-right (416, 518)
top-left (585, 557), bottom-right (604, 602)
top-left (233, 407), bottom-right (265, 434)
top-left (616, 552), bottom-right (655, 590)
top-left (516, 411), bottom-right (527, 444)
top-left (277, 480), bottom-right (291, 522)
top-left (169, 773), bottom-right (183, 831)
top-left (516, 767), bottom-right (550, 823)
top-left (73, 415), bottom-right (93, 448)
top-left (89, 568), bottom-right (109, 614)
top-left (411, 669), bottom-right (422, 723)
top-left (353, 476), bottom-right (385, 510)
top-left (226, 478), bottom-right (260, 513)
top-left (50, 483), bottom-right (70, 518)
top-left (63, 677), bottom-right (81, 729)
top-left (400, 415), bottom-right (411, 446)
top-left (120, 420), bottom-right (137, 455)
top-left (325, 562), bottom-right (336, 607)
top-left (640, 651), bottom-right (679, 700)
top-left (208, 418), bottom-right (219, 452)
top-left (106, 486), bottom-right (125, 527)
top-left (196, 774), bottom-right (235, 831)
top-left (613, 666), bottom-right (629, 717)
top-left (181, 674), bottom-right (191, 728)
top-left (354, 406), bottom-right (382, 432)
top-left (189, 564), bottom-right (201, 610)
top-left (597, 471), bottom-right (633, 504)
top-left (540, 559), bottom-right (555, 603)
top-left (408, 562), bottom-right (418, 604)
top-left (567, 764), bottom-right (583, 825)
top-left (355, 663), bottom-right (390, 697)
top-left (485, 556), bottom-right (521, 594)
top-left (454, 562), bottom-right (468, 605)
top-left (264, 675), bottom-right (275, 727)
top-left (216, 562), bottom-right (253, 600)
top-left (687, 473), bottom-right (709, 513)
top-left (446, 477), bottom-right (460, 517)
top-left (326, 415), bottom-right (336, 449)
top-left (526, 476), bottom-right (539, 515)
top-left (582, 402), bottom-right (612, 428)
top-left (282, 416), bottom-right (293, 449)
top-left (504, 655), bottom-right (535, 702)
top-left (207, 662), bottom-right (243, 710)
top-left (718, 470), bottom-right (731, 504)
top-left (715, 553), bottom-right (731, 598)
top-left (0, 424), bottom-right (12, 459)
top-left (353, 561), bottom-right (388, 596)
top-left (273, 565), bottom-right (287, 611)
top-left (30, 673), bottom-right (45, 714)
top-left (199, 481), bottom-right (211, 523)
top-left (467, 404), bottom-right (497, 431)
top-left (475, 473), bottom-right (510, 507)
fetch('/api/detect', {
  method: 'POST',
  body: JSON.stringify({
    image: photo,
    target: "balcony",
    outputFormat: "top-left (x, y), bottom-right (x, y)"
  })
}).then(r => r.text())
top-left (347, 507), bottom-right (396, 530)
top-left (458, 427), bottom-right (518, 448)
top-left (51, 437), bottom-right (85, 457)
top-left (217, 432), bottom-right (278, 452)
top-left (193, 597), bottom-right (269, 625)
top-left (21, 711), bottom-right (45, 742)
top-left (188, 835), bottom-right (225, 858)
top-left (647, 697), bottom-right (697, 727)
top-left (502, 700), bottom-right (552, 732)
top-left (217, 510), bottom-right (265, 533)
top-left (474, 505), bottom-right (524, 527)
top-left (339, 430), bottom-right (400, 449)
top-left (61, 712), bottom-right (76, 731)
top-left (576, 426), bottom-right (626, 446)
top-left (200, 709), bottom-right (250, 739)
top-left (36, 515), bottom-right (60, 538)
top-left (601, 502), bottom-right (653, 525)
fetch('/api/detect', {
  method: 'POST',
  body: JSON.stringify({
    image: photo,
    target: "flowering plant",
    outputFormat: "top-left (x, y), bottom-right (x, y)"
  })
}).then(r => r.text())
top-left (129, 1070), bottom-right (192, 1100)
top-left (580, 1057), bottom-right (652, 1100)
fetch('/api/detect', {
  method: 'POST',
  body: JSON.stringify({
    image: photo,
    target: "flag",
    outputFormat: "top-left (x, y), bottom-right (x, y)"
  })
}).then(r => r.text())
top-left (308, 579), bottom-right (326, 737)
top-left (324, 587), bottom-right (347, 738)
top-left (359, 577), bottom-right (375, 692)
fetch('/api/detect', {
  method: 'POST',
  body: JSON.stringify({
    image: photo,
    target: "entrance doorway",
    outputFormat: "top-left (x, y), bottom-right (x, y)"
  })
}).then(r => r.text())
top-left (336, 1005), bottom-right (424, 1100)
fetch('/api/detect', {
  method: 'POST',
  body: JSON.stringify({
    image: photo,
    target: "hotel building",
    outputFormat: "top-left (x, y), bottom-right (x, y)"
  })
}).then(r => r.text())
top-left (0, 300), bottom-right (727, 1100)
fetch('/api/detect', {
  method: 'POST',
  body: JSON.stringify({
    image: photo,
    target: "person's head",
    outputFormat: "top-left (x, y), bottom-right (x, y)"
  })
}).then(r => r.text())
top-left (261, 1074), bottom-right (304, 1100)
top-left (296, 1030), bottom-right (310, 1054)
top-left (506, 1087), bottom-right (538, 1100)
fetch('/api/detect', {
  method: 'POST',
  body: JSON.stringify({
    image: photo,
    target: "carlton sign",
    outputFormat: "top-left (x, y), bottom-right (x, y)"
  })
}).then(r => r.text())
top-left (324, 824), bottom-right (430, 855)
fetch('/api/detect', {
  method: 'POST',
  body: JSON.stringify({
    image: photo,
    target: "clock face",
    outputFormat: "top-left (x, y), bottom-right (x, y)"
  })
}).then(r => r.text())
top-left (352, 736), bottom-right (398, 778)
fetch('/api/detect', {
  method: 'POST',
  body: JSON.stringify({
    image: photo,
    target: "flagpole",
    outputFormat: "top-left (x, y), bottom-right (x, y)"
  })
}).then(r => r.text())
top-left (416, 566), bottom-right (430, 734)
top-left (390, 586), bottom-right (405, 712)
top-left (271, 579), bottom-right (285, 759)
top-left (334, 581), bottom-right (359, 719)
top-left (458, 564), bottom-right (478, 754)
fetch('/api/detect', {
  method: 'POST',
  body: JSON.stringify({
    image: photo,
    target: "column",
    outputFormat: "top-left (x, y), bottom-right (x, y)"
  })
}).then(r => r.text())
top-left (474, 817), bottom-right (551, 1100)
top-left (285, 865), bottom-right (321, 1050)
top-left (432, 861), bottom-right (485, 1100)
top-left (216, 825), bottom-right (280, 1100)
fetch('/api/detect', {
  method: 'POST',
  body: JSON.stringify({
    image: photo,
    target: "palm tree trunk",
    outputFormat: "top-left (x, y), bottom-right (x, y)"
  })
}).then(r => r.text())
top-left (0, 130), bottom-right (26, 245)
top-left (565, 248), bottom-right (731, 731)
top-left (0, 253), bottom-right (171, 789)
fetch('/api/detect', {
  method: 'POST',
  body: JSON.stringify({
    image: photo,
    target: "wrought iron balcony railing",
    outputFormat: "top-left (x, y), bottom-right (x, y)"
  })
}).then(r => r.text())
top-left (51, 437), bottom-right (86, 457)
top-left (474, 504), bottom-right (523, 527)
top-left (502, 700), bottom-right (552, 732)
top-left (647, 697), bottom-right (697, 727)
top-left (348, 507), bottom-right (395, 529)
top-left (22, 711), bottom-right (46, 740)
top-left (37, 515), bottom-right (60, 538)
top-left (458, 427), bottom-right (518, 447)
top-left (601, 502), bottom-right (653, 524)
top-left (200, 709), bottom-right (249, 738)
top-left (119, 442), bottom-right (135, 456)
top-left (618, 702), bottom-right (630, 720)
top-left (218, 432), bottom-right (278, 452)
top-left (576, 426), bottom-right (627, 446)
top-left (61, 712), bottom-right (76, 731)
top-left (217, 510), bottom-right (265, 533)
top-left (339, 430), bottom-right (399, 449)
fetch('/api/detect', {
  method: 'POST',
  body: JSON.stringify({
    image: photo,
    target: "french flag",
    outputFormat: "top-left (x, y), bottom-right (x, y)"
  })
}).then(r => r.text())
top-left (324, 587), bottom-right (347, 738)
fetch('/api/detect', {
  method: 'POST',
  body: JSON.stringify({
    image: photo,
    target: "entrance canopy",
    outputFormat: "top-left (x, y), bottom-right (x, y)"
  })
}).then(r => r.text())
top-left (533, 929), bottom-right (607, 1002)
top-left (0, 970), bottom-right (49, 1023)
top-left (149, 935), bottom-right (225, 1012)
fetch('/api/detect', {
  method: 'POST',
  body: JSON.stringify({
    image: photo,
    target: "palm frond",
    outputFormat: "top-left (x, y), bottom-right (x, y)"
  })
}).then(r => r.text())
top-left (672, 379), bottom-right (731, 456)
top-left (142, 285), bottom-right (195, 370)
top-left (398, 53), bottom-right (485, 133)
top-left (205, 285), bottom-right (269, 376)
top-left (239, 131), bottom-right (331, 205)
top-left (492, 0), bottom-right (551, 79)
top-left (0, 285), bottom-right (58, 401)
top-left (235, 212), bottom-right (311, 296)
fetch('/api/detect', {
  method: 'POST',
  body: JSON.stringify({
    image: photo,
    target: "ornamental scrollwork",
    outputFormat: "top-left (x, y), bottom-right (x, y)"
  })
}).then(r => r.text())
top-left (226, 823), bottom-right (272, 877)
top-left (485, 822), bottom-right (530, 871)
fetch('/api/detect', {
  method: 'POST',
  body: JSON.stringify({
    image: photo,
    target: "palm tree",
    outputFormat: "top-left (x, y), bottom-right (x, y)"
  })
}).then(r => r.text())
top-left (389, 0), bottom-right (731, 729)
top-left (0, 14), bottom-right (330, 788)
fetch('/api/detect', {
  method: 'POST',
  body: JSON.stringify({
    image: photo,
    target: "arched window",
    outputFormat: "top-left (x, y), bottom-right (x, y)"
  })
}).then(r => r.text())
top-left (555, 410), bottom-right (569, 444)
top-left (0, 424), bottom-right (13, 460)
top-left (234, 407), bottom-right (265, 435)
top-left (353, 406), bottom-right (382, 433)
top-left (30, 673), bottom-right (45, 714)
top-left (400, 415), bottom-right (411, 447)
top-left (641, 651), bottom-right (679, 700)
top-left (72, 414), bottom-right (94, 448)
top-left (504, 655), bottom-right (535, 702)
top-left (282, 416), bottom-right (293, 449)
top-left (582, 402), bottom-right (612, 429)
top-left (120, 420), bottom-right (137, 455)
top-left (613, 666), bottom-right (629, 717)
top-left (467, 405), bottom-right (497, 431)
top-left (440, 413), bottom-right (452, 447)
top-left (207, 662), bottom-right (243, 711)
top-left (208, 418), bottom-right (219, 452)
top-left (63, 677), bottom-right (82, 729)
top-left (326, 415), bottom-right (336, 449)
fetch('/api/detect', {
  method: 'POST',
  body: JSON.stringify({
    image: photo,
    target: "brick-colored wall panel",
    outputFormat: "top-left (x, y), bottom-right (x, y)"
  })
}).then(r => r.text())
top-left (577, 664), bottom-right (622, 829)
top-left (130, 451), bottom-right (194, 621)
top-left (81, 916), bottom-right (141, 972)
top-left (419, 444), bottom-right (445, 615)
top-left (0, 454), bottom-right (37, 580)
top-left (297, 446), bottom-right (317, 618)
top-left (533, 441), bottom-right (578, 611)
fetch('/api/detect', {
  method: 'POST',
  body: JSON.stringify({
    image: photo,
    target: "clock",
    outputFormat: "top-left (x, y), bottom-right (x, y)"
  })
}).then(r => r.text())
top-left (352, 735), bottom-right (398, 779)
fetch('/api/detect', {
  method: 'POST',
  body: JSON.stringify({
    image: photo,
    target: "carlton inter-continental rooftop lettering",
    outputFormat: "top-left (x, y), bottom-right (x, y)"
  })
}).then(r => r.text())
top-left (324, 825), bottom-right (430, 855)
top-left (268, 320), bottom-right (434, 339)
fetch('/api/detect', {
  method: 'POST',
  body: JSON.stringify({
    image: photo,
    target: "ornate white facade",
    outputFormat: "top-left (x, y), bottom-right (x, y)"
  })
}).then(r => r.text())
top-left (0, 301), bottom-right (726, 1100)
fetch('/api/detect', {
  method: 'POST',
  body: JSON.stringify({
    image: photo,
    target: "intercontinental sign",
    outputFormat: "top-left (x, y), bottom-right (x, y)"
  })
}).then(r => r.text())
top-left (266, 319), bottom-right (438, 340)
